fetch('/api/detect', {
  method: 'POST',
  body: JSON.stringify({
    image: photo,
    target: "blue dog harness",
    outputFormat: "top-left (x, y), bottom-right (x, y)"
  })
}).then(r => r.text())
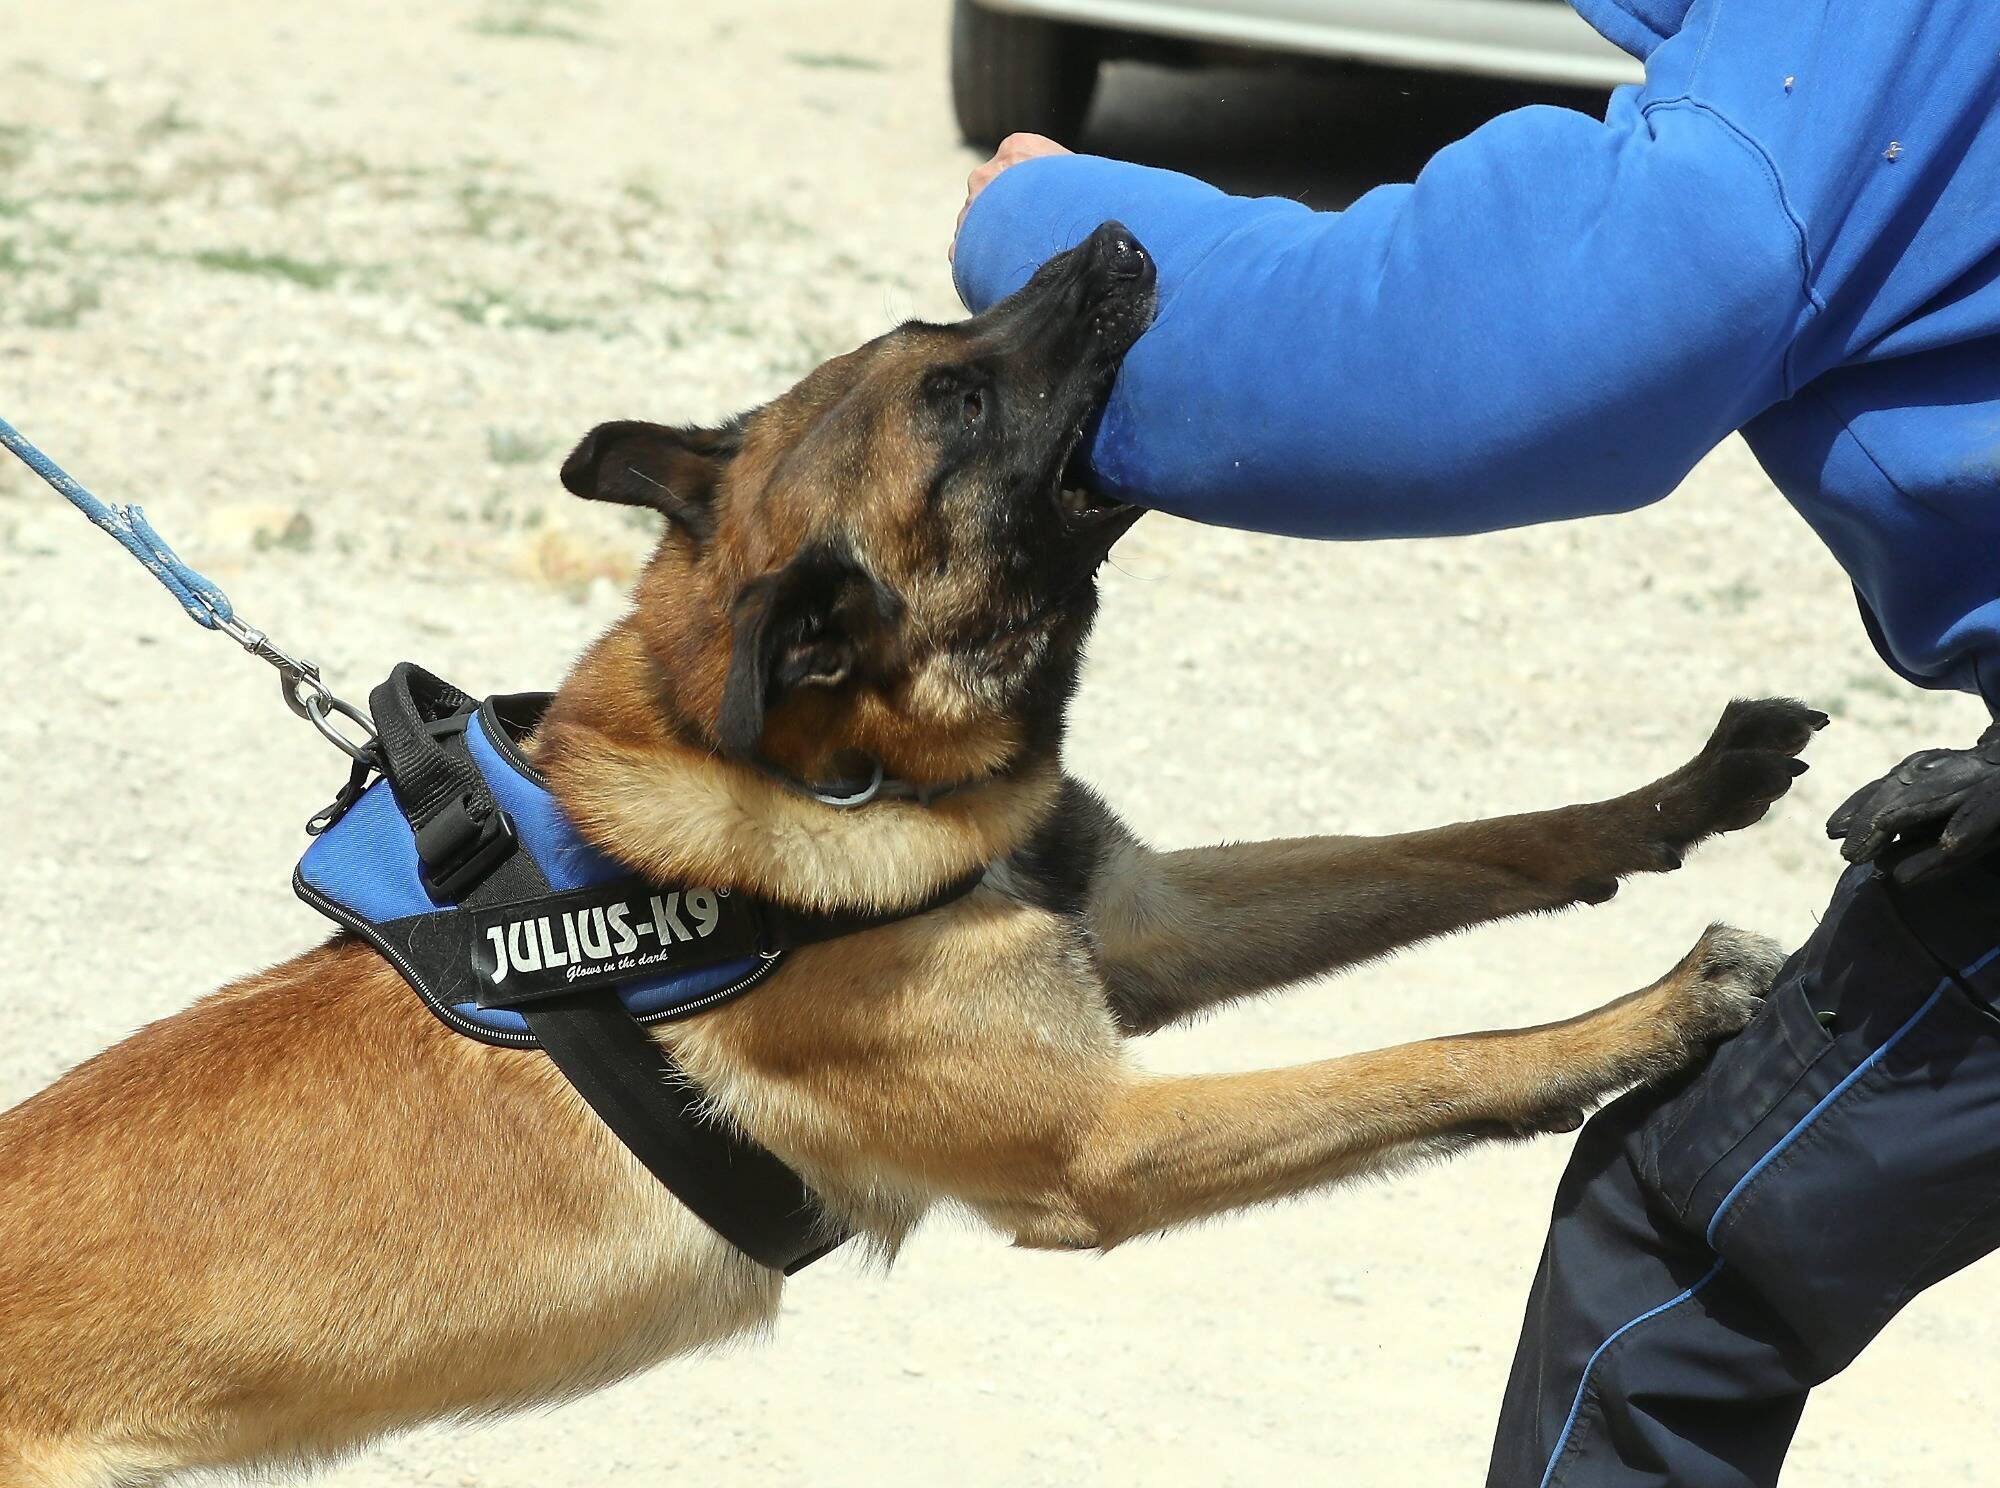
top-left (294, 664), bottom-right (983, 1272)
top-left (297, 694), bottom-right (779, 1047)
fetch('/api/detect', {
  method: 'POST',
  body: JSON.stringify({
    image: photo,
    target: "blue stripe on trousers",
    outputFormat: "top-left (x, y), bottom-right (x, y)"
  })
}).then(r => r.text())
top-left (1535, 941), bottom-right (2000, 1486)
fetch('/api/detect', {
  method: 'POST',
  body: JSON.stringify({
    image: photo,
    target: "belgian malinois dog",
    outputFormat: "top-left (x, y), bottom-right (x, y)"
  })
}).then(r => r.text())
top-left (0, 223), bottom-right (1821, 1485)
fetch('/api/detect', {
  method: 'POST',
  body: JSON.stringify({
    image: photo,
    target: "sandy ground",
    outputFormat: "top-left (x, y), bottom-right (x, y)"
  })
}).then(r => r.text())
top-left (2, 3), bottom-right (1995, 1483)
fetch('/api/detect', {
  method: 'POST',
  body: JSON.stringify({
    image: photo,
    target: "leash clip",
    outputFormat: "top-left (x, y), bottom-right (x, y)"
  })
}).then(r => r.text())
top-left (216, 613), bottom-right (379, 762)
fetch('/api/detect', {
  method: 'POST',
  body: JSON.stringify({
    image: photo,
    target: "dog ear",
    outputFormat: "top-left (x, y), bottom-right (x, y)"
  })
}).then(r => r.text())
top-left (559, 419), bottom-right (742, 542)
top-left (716, 545), bottom-right (896, 758)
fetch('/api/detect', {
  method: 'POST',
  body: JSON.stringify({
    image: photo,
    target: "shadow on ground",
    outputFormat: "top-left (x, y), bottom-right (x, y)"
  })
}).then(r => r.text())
top-left (1078, 58), bottom-right (1611, 208)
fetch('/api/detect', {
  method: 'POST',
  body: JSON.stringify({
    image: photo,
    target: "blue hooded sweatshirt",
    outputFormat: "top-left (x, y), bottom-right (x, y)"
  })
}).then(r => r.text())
top-left (953, 0), bottom-right (2000, 714)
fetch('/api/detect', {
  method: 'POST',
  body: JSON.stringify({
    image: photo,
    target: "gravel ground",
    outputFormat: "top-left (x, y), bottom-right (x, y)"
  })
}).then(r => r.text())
top-left (2, 3), bottom-right (1994, 1483)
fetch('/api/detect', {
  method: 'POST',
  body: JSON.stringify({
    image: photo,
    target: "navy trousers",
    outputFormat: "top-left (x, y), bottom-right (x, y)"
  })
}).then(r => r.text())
top-left (1488, 856), bottom-right (2000, 1487)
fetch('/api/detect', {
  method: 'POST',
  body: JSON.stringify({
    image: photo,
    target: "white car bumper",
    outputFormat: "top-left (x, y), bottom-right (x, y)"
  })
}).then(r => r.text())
top-left (977, 0), bottom-right (1642, 88)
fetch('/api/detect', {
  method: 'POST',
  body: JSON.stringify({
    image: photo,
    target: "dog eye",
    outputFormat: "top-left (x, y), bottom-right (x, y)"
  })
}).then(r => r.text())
top-left (923, 369), bottom-right (987, 432)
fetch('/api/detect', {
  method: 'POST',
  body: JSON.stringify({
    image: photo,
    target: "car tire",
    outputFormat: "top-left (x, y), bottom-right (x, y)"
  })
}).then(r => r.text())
top-left (950, 0), bottom-right (1101, 147)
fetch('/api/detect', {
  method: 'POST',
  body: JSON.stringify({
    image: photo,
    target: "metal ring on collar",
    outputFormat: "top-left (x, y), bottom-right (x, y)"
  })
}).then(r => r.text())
top-left (304, 688), bottom-right (380, 762)
top-left (807, 757), bottom-right (885, 809)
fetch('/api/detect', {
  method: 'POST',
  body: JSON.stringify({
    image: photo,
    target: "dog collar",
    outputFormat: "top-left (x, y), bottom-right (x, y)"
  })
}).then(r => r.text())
top-left (750, 754), bottom-right (984, 809)
top-left (294, 663), bottom-right (985, 1273)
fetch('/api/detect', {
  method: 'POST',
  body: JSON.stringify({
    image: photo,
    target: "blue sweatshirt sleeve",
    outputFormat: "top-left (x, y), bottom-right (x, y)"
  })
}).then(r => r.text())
top-left (953, 94), bottom-right (1815, 539)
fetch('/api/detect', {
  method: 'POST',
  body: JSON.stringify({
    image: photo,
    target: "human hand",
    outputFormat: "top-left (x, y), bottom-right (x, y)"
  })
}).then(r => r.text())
top-left (951, 132), bottom-right (1072, 264)
top-left (1827, 722), bottom-right (2000, 881)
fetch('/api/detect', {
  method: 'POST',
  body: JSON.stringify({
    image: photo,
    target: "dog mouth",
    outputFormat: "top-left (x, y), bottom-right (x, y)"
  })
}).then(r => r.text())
top-left (1054, 479), bottom-right (1136, 540)
top-left (1048, 403), bottom-right (1138, 537)
top-left (956, 471), bottom-right (1136, 664)
top-left (1056, 483), bottom-right (1130, 525)
top-left (1047, 274), bottom-right (1152, 539)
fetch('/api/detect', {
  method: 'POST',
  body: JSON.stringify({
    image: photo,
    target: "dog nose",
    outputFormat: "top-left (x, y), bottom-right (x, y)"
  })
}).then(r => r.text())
top-left (1084, 222), bottom-right (1149, 280)
top-left (1099, 228), bottom-right (1149, 280)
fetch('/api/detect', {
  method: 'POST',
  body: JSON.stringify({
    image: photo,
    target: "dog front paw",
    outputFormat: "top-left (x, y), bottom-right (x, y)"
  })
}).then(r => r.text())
top-left (1662, 923), bottom-right (1788, 1048)
top-left (1651, 698), bottom-right (1827, 855)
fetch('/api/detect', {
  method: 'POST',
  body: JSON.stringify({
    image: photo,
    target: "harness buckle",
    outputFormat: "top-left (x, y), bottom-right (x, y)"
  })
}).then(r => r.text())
top-left (416, 796), bottom-right (518, 900)
top-left (306, 754), bottom-right (377, 837)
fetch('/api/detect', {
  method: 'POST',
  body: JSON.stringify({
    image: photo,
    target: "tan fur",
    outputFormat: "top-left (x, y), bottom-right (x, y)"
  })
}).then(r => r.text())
top-left (0, 274), bottom-right (1815, 1482)
top-left (0, 941), bottom-right (780, 1484)
top-left (536, 640), bottom-right (1059, 914)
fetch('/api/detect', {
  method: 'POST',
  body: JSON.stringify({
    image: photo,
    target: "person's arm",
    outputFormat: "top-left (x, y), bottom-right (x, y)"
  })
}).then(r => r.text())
top-left (952, 97), bottom-right (1816, 539)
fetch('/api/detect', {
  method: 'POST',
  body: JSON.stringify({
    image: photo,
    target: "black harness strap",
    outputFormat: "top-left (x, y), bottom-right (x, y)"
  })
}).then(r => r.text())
top-left (519, 993), bottom-right (842, 1274)
top-left (368, 664), bottom-right (518, 899)
top-left (368, 666), bottom-right (850, 1273)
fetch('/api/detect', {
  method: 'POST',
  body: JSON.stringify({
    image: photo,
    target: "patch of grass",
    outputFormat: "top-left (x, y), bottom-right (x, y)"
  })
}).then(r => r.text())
top-left (252, 511), bottom-right (315, 554)
top-left (643, 279), bottom-right (720, 305)
top-left (0, 239), bottom-right (30, 275)
top-left (192, 248), bottom-right (343, 290)
top-left (1681, 577), bottom-right (1764, 616)
top-left (468, 0), bottom-right (600, 44)
top-left (623, 178), bottom-right (665, 210)
top-left (453, 182), bottom-right (522, 239)
top-left (785, 51), bottom-right (886, 72)
top-left (0, 124), bottom-right (32, 171)
top-left (742, 201), bottom-right (809, 242)
top-left (469, 16), bottom-right (594, 41)
top-left (137, 100), bottom-right (197, 140)
top-left (454, 182), bottom-right (503, 239)
top-left (452, 180), bottom-right (555, 240)
top-left (23, 280), bottom-right (101, 329)
top-left (442, 288), bottom-right (595, 334)
top-left (1711, 578), bottom-right (1763, 614)
top-left (261, 150), bottom-right (389, 208)
top-left (477, 487), bottom-right (513, 526)
top-left (59, 186), bottom-right (148, 206)
top-left (486, 428), bottom-right (553, 466)
top-left (0, 198), bottom-right (23, 218)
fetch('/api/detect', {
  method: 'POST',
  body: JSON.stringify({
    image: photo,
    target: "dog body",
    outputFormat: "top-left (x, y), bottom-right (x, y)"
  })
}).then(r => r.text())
top-left (0, 226), bottom-right (1817, 1485)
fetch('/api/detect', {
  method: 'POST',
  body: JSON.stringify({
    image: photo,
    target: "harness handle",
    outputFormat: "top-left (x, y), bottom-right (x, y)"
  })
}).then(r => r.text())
top-left (368, 663), bottom-right (517, 898)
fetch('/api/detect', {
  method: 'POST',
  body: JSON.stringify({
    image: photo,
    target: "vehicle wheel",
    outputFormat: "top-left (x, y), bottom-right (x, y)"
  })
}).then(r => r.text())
top-left (950, 0), bottom-right (1101, 147)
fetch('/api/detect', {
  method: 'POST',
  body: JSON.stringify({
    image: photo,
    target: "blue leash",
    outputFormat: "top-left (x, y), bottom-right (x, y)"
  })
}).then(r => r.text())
top-left (0, 412), bottom-right (236, 628)
top-left (2, 412), bottom-right (377, 758)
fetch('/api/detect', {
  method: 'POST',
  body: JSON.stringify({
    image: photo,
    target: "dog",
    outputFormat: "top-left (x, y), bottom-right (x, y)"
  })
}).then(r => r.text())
top-left (0, 222), bottom-right (1820, 1485)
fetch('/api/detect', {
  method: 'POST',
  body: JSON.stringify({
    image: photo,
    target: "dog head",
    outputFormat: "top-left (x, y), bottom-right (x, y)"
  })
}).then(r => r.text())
top-left (559, 221), bottom-right (1156, 786)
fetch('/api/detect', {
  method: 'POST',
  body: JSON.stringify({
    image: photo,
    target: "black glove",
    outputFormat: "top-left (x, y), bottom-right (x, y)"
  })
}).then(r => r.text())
top-left (1828, 722), bottom-right (2000, 882)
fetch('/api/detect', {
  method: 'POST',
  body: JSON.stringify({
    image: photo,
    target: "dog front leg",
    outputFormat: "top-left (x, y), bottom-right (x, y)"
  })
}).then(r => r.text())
top-left (1006, 926), bottom-right (1781, 1250)
top-left (1095, 697), bottom-right (1821, 1034)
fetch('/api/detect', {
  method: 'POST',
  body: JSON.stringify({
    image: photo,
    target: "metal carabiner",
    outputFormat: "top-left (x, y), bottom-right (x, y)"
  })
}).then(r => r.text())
top-left (216, 612), bottom-right (379, 761)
